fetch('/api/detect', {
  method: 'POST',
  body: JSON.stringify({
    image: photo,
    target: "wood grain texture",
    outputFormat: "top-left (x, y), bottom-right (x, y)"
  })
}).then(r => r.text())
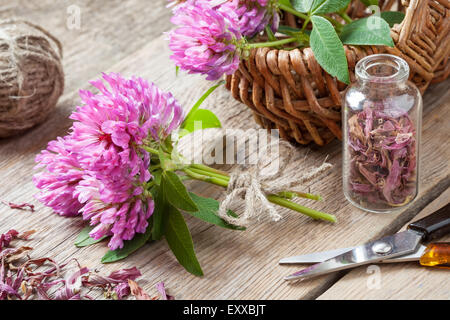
top-left (0, 1), bottom-right (448, 300)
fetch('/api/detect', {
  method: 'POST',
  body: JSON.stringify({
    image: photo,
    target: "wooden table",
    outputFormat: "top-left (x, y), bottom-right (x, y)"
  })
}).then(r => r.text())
top-left (1, 0), bottom-right (448, 300)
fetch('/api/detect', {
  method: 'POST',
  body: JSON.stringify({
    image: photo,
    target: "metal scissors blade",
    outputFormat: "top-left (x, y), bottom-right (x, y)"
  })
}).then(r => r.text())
top-left (284, 229), bottom-right (423, 281)
top-left (279, 244), bottom-right (426, 264)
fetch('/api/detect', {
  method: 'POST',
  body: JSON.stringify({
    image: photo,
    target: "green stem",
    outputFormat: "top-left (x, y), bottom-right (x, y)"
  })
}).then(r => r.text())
top-left (277, 191), bottom-right (322, 201)
top-left (189, 167), bottom-right (230, 182)
top-left (301, 17), bottom-right (310, 32)
top-left (278, 3), bottom-right (309, 21)
top-left (267, 195), bottom-right (336, 223)
top-left (183, 80), bottom-right (225, 123)
top-left (338, 12), bottom-right (353, 24)
top-left (183, 165), bottom-right (336, 223)
top-left (247, 37), bottom-right (298, 49)
top-left (183, 168), bottom-right (229, 188)
top-left (144, 146), bottom-right (230, 178)
top-left (295, 192), bottom-right (322, 201)
top-left (142, 146), bottom-right (159, 155)
top-left (188, 167), bottom-right (322, 202)
top-left (265, 25), bottom-right (276, 42)
top-left (189, 163), bottom-right (229, 177)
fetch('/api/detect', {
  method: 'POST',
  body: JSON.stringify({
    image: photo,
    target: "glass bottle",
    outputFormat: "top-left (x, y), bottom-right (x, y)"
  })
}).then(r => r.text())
top-left (343, 54), bottom-right (422, 213)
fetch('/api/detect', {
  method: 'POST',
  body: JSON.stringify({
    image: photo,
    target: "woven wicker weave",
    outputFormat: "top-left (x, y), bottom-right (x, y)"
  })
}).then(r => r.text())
top-left (388, 0), bottom-right (450, 92)
top-left (225, 0), bottom-right (450, 146)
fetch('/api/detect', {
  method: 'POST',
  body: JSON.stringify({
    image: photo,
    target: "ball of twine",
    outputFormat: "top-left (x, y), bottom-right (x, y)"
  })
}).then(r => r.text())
top-left (0, 19), bottom-right (64, 138)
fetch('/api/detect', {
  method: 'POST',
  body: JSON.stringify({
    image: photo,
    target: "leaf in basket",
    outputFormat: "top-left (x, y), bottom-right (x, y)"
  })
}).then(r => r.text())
top-left (164, 205), bottom-right (203, 276)
top-left (75, 225), bottom-right (107, 247)
top-left (291, 0), bottom-right (316, 13)
top-left (359, 0), bottom-right (379, 6)
top-left (280, 0), bottom-right (294, 7)
top-left (310, 16), bottom-right (349, 84)
top-left (380, 11), bottom-right (405, 27)
top-left (311, 0), bottom-right (351, 15)
top-left (187, 192), bottom-right (245, 231)
top-left (278, 25), bottom-right (302, 34)
top-left (340, 16), bottom-right (394, 47)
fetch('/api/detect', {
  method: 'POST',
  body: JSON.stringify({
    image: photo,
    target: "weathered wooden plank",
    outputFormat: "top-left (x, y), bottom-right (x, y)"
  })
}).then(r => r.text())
top-left (2, 0), bottom-right (173, 92)
top-left (317, 187), bottom-right (450, 300)
top-left (0, 1), bottom-right (448, 300)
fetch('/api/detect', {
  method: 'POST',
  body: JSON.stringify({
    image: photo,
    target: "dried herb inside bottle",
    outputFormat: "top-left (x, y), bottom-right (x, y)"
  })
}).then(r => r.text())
top-left (347, 104), bottom-right (417, 207)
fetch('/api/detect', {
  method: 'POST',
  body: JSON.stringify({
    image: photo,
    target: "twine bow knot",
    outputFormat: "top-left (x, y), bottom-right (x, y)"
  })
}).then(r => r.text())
top-left (217, 142), bottom-right (332, 227)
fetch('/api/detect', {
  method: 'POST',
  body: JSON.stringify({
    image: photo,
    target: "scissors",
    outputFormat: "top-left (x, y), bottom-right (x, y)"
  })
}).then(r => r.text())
top-left (280, 202), bottom-right (450, 281)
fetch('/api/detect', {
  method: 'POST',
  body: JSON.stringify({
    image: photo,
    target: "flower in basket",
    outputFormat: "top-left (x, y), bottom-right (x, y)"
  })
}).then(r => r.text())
top-left (220, 0), bottom-right (280, 37)
top-left (168, 0), bottom-right (404, 84)
top-left (168, 0), bottom-right (243, 80)
top-left (34, 72), bottom-right (336, 275)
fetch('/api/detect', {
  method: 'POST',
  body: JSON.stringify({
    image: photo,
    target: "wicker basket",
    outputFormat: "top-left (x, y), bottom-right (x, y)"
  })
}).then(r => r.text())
top-left (225, 0), bottom-right (450, 146)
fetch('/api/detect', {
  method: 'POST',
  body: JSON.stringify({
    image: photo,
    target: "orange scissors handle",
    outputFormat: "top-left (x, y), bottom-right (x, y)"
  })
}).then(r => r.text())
top-left (420, 242), bottom-right (450, 268)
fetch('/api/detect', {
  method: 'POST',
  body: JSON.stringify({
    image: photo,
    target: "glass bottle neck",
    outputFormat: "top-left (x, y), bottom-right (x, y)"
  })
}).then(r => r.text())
top-left (355, 54), bottom-right (409, 87)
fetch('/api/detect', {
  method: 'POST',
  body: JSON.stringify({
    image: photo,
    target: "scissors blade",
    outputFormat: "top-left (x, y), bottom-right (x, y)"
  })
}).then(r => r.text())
top-left (279, 247), bottom-right (356, 264)
top-left (284, 229), bottom-right (423, 281)
top-left (279, 244), bottom-right (426, 264)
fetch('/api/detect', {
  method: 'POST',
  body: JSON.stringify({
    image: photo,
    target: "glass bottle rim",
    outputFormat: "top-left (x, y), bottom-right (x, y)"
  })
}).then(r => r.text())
top-left (355, 54), bottom-right (409, 84)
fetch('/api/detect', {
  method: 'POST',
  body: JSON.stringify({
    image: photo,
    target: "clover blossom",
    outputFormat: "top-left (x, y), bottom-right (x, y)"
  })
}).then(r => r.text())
top-left (220, 0), bottom-right (280, 37)
top-left (168, 0), bottom-right (243, 80)
top-left (33, 136), bottom-right (84, 217)
top-left (34, 73), bottom-right (184, 250)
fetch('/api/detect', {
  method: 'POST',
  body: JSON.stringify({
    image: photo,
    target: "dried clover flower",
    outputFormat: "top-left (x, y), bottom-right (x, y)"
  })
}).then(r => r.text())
top-left (347, 105), bottom-right (417, 206)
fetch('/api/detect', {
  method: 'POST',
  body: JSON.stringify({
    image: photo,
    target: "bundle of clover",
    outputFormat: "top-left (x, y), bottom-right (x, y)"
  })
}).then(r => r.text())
top-left (33, 73), bottom-right (336, 275)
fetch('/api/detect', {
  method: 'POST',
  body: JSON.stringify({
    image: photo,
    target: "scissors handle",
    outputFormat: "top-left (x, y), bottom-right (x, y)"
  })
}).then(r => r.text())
top-left (420, 242), bottom-right (450, 268)
top-left (408, 203), bottom-right (450, 241)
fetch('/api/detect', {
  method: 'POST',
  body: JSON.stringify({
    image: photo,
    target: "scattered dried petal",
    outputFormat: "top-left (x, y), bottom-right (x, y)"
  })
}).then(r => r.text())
top-left (1, 201), bottom-right (35, 212)
top-left (17, 230), bottom-right (36, 241)
top-left (0, 230), bottom-right (149, 300)
top-left (82, 266), bottom-right (141, 288)
top-left (0, 230), bottom-right (19, 251)
top-left (128, 279), bottom-right (156, 300)
top-left (114, 282), bottom-right (131, 300)
top-left (156, 281), bottom-right (174, 300)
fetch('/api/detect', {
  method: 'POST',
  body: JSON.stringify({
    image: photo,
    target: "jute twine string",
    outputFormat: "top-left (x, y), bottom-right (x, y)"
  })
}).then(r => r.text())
top-left (217, 140), bottom-right (332, 227)
top-left (0, 19), bottom-right (64, 138)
